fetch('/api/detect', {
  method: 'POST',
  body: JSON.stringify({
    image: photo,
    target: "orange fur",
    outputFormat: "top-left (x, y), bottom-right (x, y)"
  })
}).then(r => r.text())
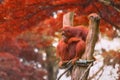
top-left (57, 26), bottom-right (88, 67)
top-left (57, 26), bottom-right (88, 66)
top-left (61, 26), bottom-right (88, 41)
top-left (57, 37), bottom-right (85, 67)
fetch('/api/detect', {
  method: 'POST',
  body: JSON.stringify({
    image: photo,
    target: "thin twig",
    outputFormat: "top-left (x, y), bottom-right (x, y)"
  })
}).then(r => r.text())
top-left (79, 63), bottom-right (93, 80)
top-left (56, 63), bottom-right (73, 80)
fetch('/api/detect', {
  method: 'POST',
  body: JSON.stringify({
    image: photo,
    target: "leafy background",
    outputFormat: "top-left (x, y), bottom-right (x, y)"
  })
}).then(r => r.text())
top-left (0, 0), bottom-right (120, 80)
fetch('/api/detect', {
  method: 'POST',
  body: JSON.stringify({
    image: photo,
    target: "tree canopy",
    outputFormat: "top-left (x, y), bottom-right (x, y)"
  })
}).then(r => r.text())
top-left (0, 0), bottom-right (120, 80)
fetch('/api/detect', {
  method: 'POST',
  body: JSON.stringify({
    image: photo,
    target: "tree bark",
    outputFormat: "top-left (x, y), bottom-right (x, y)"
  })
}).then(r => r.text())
top-left (45, 46), bottom-right (57, 80)
top-left (63, 12), bottom-right (74, 27)
top-left (71, 13), bottom-right (100, 80)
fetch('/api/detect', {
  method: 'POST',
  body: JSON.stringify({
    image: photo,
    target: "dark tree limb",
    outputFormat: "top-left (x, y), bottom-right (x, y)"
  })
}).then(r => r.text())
top-left (98, 0), bottom-right (120, 12)
top-left (92, 2), bottom-right (120, 30)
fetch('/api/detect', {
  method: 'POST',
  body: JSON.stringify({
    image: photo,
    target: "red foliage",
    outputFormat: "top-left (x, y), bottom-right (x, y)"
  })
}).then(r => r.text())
top-left (0, 0), bottom-right (120, 79)
top-left (19, 46), bottom-right (43, 62)
top-left (0, 36), bottom-right (20, 56)
top-left (0, 52), bottom-right (46, 80)
top-left (0, 0), bottom-right (119, 38)
top-left (102, 51), bottom-right (120, 67)
top-left (74, 15), bottom-right (89, 26)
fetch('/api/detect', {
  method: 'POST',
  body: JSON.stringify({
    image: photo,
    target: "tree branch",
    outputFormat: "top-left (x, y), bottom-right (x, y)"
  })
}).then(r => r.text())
top-left (82, 13), bottom-right (100, 60)
top-left (93, 2), bottom-right (120, 30)
top-left (99, 0), bottom-right (120, 12)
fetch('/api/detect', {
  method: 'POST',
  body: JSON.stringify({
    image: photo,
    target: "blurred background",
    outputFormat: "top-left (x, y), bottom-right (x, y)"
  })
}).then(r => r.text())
top-left (0, 0), bottom-right (120, 80)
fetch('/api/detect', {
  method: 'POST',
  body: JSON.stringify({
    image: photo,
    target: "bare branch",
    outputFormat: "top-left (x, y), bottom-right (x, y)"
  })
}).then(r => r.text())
top-left (80, 63), bottom-right (93, 80)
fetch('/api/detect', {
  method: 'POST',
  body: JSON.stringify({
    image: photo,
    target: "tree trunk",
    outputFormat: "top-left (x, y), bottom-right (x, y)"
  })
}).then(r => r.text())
top-left (63, 12), bottom-right (74, 27)
top-left (45, 46), bottom-right (57, 80)
top-left (71, 13), bottom-right (100, 80)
